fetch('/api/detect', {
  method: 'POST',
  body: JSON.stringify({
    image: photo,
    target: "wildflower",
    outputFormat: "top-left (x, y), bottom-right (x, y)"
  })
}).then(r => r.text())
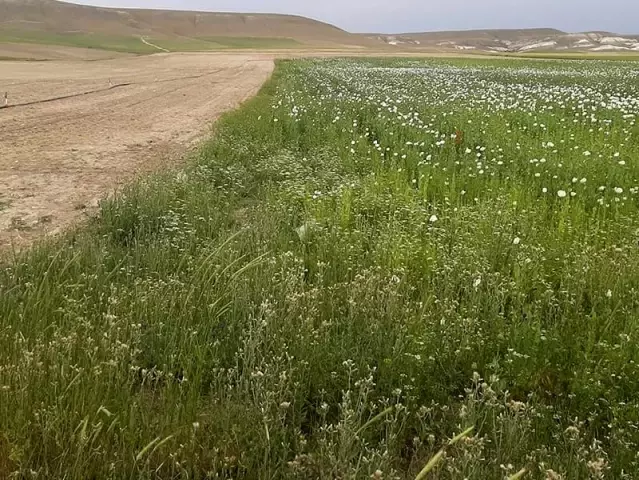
top-left (545, 470), bottom-right (564, 480)
top-left (587, 458), bottom-right (608, 478)
top-left (513, 237), bottom-right (521, 245)
top-left (473, 277), bottom-right (482, 290)
top-left (583, 151), bottom-right (592, 156)
top-left (564, 426), bottom-right (580, 439)
top-left (606, 290), bottom-right (613, 298)
top-left (542, 187), bottom-right (548, 193)
top-left (280, 402), bottom-right (291, 410)
top-left (557, 190), bottom-right (567, 198)
top-left (429, 215), bottom-right (438, 223)
top-left (615, 187), bottom-right (624, 194)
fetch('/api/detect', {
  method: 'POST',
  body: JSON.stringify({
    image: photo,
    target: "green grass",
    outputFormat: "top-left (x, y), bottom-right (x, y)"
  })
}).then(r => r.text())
top-left (149, 37), bottom-right (227, 51)
top-left (0, 30), bottom-right (303, 54)
top-left (0, 56), bottom-right (46, 62)
top-left (197, 36), bottom-right (302, 49)
top-left (3, 57), bottom-right (639, 478)
top-left (0, 29), bottom-right (157, 54)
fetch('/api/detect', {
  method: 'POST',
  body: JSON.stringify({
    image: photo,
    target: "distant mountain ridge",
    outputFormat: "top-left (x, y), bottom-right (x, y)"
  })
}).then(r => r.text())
top-left (366, 28), bottom-right (639, 53)
top-left (1, 1), bottom-right (638, 54)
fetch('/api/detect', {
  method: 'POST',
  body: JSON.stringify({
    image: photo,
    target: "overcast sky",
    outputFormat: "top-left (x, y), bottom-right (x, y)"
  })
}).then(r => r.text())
top-left (70, 0), bottom-right (638, 34)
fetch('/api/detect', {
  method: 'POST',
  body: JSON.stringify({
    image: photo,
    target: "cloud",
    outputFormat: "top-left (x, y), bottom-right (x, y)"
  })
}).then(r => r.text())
top-left (70, 0), bottom-right (639, 34)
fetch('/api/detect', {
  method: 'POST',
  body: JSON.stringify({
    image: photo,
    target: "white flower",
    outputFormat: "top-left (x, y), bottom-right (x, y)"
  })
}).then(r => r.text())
top-left (580, 178), bottom-right (587, 184)
top-left (429, 215), bottom-right (438, 223)
top-left (583, 151), bottom-right (592, 156)
top-left (513, 237), bottom-right (521, 245)
top-left (542, 187), bottom-right (548, 193)
top-left (473, 277), bottom-right (482, 290)
top-left (547, 141), bottom-right (555, 148)
top-left (614, 152), bottom-right (620, 157)
top-left (606, 290), bottom-right (613, 299)
top-left (615, 187), bottom-right (624, 194)
top-left (557, 190), bottom-right (567, 198)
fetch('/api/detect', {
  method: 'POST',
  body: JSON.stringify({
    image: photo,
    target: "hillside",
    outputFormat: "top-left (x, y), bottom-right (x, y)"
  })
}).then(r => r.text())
top-left (0, 0), bottom-right (377, 53)
top-left (367, 28), bottom-right (639, 53)
top-left (1, 1), bottom-right (638, 56)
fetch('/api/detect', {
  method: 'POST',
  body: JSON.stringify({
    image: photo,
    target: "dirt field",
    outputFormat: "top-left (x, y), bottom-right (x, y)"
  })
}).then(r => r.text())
top-left (0, 52), bottom-right (274, 249)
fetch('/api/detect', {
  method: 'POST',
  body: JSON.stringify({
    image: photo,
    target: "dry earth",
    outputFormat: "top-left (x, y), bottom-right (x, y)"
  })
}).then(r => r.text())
top-left (0, 52), bottom-right (274, 249)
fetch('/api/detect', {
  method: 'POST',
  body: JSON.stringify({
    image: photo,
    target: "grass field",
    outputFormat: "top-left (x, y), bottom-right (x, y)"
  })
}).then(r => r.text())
top-left (0, 29), bottom-right (158, 54)
top-left (0, 30), bottom-right (304, 54)
top-left (3, 57), bottom-right (639, 479)
top-left (197, 36), bottom-right (302, 49)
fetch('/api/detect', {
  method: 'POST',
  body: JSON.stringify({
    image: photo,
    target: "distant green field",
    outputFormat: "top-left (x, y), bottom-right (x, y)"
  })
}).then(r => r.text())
top-left (149, 37), bottom-right (226, 52)
top-left (0, 30), bottom-right (304, 54)
top-left (197, 36), bottom-right (302, 49)
top-left (0, 29), bottom-right (157, 54)
top-left (505, 51), bottom-right (639, 61)
top-left (0, 55), bottom-right (47, 62)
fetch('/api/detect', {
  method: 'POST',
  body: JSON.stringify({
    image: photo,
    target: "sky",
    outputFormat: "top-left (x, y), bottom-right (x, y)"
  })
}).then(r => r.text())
top-left (69, 0), bottom-right (639, 34)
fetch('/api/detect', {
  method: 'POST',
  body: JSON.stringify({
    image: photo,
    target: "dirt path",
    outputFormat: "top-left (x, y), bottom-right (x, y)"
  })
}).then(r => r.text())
top-left (0, 52), bottom-right (274, 249)
top-left (140, 37), bottom-right (170, 53)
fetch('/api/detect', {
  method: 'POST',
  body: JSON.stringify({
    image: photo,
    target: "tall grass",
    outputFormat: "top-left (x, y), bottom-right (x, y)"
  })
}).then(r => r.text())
top-left (2, 58), bottom-right (639, 478)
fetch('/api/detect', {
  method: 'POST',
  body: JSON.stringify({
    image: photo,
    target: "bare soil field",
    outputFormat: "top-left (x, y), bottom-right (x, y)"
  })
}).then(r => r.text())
top-left (0, 52), bottom-right (274, 249)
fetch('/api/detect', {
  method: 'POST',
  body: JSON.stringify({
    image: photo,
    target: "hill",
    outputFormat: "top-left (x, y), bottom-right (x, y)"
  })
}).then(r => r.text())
top-left (0, 0), bottom-right (377, 53)
top-left (1, 1), bottom-right (638, 56)
top-left (366, 28), bottom-right (639, 53)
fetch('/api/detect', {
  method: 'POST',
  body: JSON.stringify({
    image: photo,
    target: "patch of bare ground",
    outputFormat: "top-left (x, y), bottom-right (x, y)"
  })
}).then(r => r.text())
top-left (0, 52), bottom-right (274, 249)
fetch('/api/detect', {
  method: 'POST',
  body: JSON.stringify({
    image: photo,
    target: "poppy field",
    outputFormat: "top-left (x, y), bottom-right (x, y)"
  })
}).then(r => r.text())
top-left (2, 57), bottom-right (639, 479)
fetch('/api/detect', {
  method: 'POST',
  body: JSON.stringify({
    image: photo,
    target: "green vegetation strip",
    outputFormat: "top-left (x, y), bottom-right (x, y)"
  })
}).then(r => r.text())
top-left (0, 30), bottom-right (303, 54)
top-left (0, 29), bottom-right (156, 54)
top-left (2, 57), bottom-right (639, 478)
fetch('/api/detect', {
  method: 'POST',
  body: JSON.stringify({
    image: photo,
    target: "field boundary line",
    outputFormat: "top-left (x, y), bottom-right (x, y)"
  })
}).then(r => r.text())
top-left (0, 83), bottom-right (132, 110)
